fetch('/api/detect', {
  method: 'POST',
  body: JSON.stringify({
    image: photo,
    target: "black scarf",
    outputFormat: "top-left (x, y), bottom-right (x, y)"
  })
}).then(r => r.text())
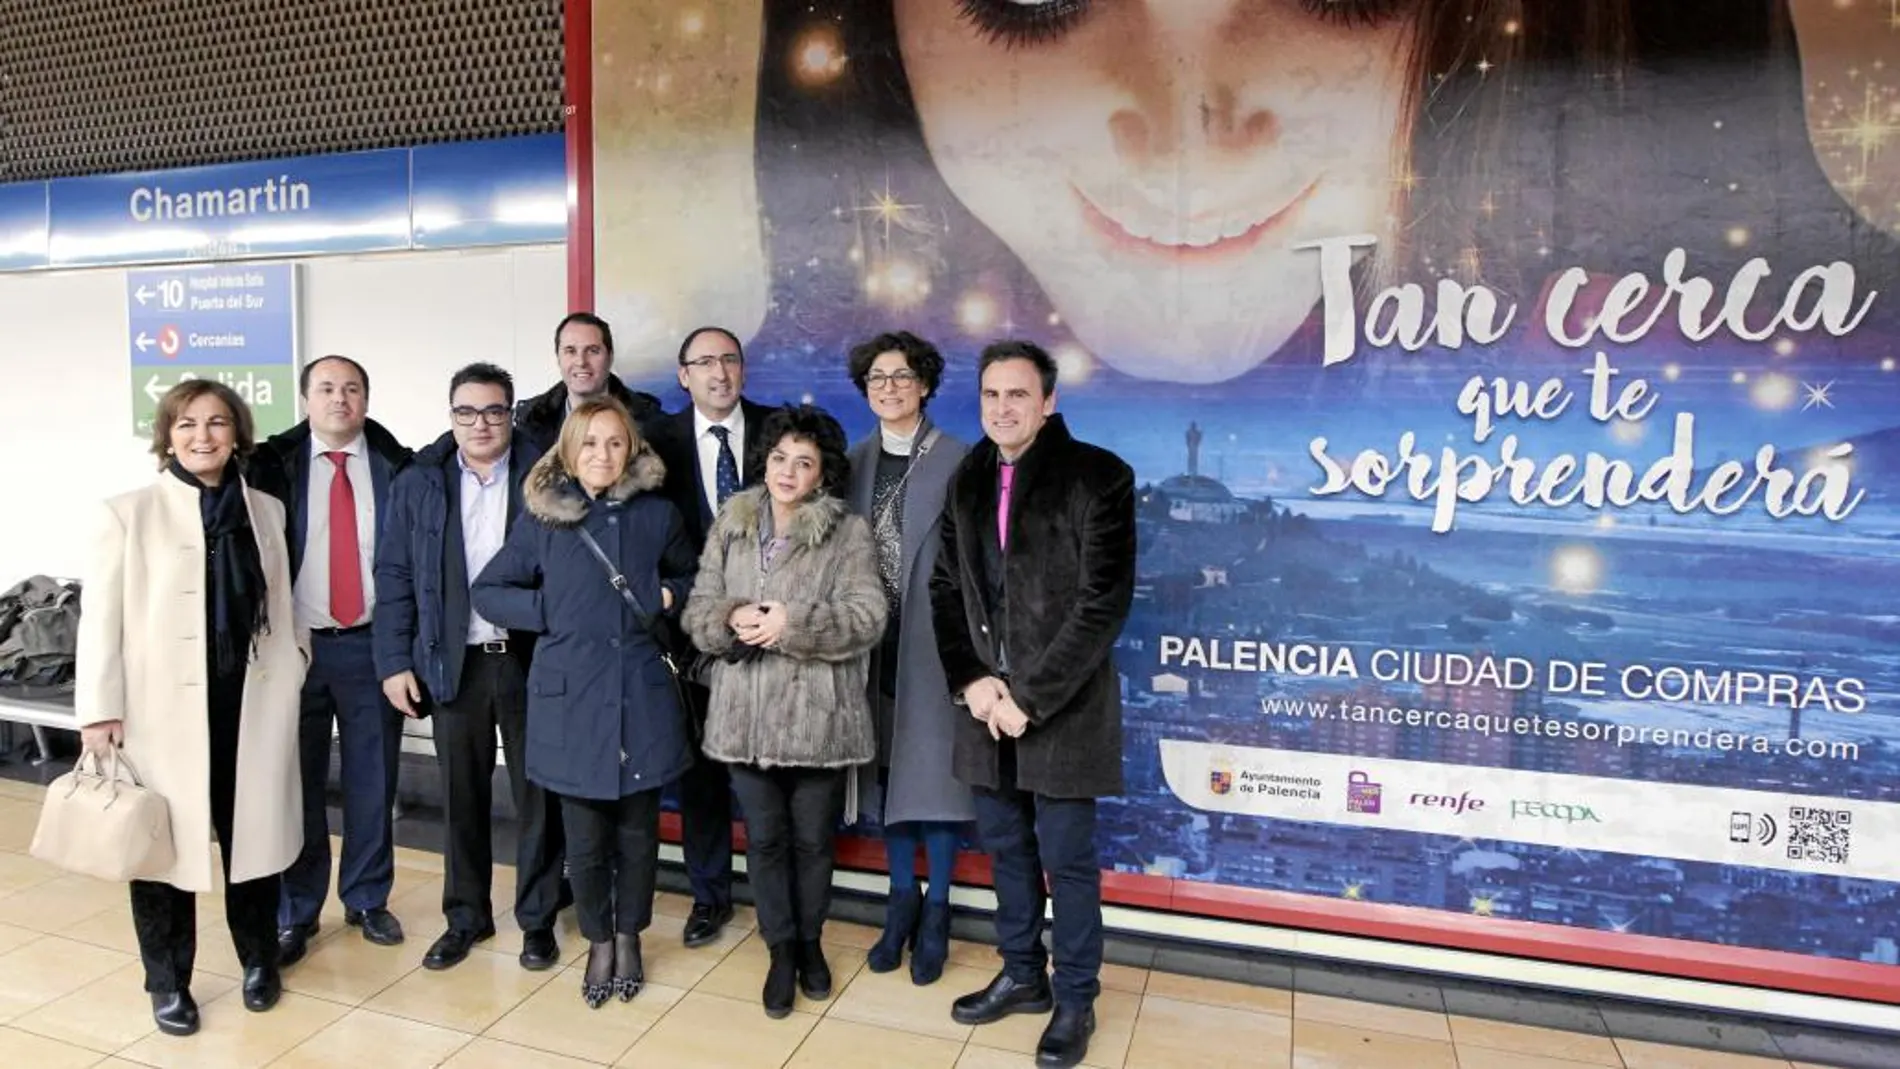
top-left (168, 459), bottom-right (270, 676)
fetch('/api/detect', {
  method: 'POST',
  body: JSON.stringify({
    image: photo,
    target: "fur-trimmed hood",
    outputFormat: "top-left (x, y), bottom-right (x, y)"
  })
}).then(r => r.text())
top-left (524, 444), bottom-right (666, 528)
top-left (716, 486), bottom-right (851, 548)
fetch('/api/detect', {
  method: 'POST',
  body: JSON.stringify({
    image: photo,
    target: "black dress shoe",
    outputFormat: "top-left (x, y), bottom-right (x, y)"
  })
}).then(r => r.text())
top-left (276, 924), bottom-right (315, 968)
top-left (682, 902), bottom-right (734, 949)
top-left (346, 907), bottom-right (406, 946)
top-left (422, 926), bottom-right (493, 970)
top-left (519, 928), bottom-right (560, 971)
top-left (1035, 1003), bottom-right (1096, 1068)
top-left (242, 966), bottom-right (282, 1012)
top-left (951, 971), bottom-right (1054, 1026)
top-left (151, 989), bottom-right (200, 1036)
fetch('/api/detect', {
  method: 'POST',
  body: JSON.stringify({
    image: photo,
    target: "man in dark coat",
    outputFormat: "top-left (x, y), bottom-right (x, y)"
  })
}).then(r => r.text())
top-left (643, 325), bottom-right (773, 948)
top-left (929, 341), bottom-right (1136, 1069)
top-left (513, 312), bottom-right (664, 453)
top-left (248, 355), bottom-right (415, 964)
top-left (372, 363), bottom-right (565, 974)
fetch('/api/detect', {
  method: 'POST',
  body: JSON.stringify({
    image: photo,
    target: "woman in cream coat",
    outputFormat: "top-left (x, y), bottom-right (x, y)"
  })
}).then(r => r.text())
top-left (76, 380), bottom-right (307, 1038)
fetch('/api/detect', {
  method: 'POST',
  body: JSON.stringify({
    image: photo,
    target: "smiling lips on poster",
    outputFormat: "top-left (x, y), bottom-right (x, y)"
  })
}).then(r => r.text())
top-left (589, 1), bottom-right (1900, 965)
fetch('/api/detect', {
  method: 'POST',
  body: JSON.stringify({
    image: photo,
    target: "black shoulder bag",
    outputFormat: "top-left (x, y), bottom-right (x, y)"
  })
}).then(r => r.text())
top-left (573, 527), bottom-right (700, 740)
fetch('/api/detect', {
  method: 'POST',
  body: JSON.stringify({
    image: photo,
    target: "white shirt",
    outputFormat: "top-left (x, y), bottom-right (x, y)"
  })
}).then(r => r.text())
top-left (294, 433), bottom-right (378, 630)
top-left (459, 452), bottom-right (510, 645)
top-left (694, 405), bottom-right (746, 516)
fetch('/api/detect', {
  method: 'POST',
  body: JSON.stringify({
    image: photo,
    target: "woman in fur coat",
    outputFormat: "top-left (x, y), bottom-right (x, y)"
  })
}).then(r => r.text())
top-left (682, 404), bottom-right (887, 1019)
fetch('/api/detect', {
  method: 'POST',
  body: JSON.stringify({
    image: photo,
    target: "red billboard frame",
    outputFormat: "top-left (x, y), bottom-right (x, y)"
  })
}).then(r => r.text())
top-left (562, 0), bottom-right (1898, 1009)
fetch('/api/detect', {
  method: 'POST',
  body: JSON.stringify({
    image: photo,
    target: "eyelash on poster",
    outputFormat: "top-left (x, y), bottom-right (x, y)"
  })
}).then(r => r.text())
top-left (954, 0), bottom-right (1410, 48)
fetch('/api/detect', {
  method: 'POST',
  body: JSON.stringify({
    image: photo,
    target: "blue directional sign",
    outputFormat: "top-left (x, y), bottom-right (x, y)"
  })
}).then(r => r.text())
top-left (0, 182), bottom-right (48, 271)
top-left (56, 150), bottom-right (411, 268)
top-left (127, 263), bottom-right (299, 437)
top-left (411, 133), bottom-right (568, 249)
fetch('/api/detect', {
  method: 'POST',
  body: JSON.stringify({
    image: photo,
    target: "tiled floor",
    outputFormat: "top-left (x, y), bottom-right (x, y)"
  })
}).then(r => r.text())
top-left (0, 775), bottom-right (1886, 1068)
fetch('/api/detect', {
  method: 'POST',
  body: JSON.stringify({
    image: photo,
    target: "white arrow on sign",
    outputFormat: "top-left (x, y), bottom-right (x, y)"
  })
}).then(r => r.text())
top-left (135, 286), bottom-right (154, 306)
top-left (134, 331), bottom-right (155, 353)
top-left (143, 375), bottom-right (166, 403)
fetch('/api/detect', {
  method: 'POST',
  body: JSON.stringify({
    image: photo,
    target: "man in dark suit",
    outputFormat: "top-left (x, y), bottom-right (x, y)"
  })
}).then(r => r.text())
top-left (249, 354), bottom-right (415, 963)
top-left (373, 363), bottom-right (565, 973)
top-left (514, 312), bottom-right (663, 453)
top-left (929, 341), bottom-right (1137, 1069)
top-left (645, 325), bottom-right (772, 948)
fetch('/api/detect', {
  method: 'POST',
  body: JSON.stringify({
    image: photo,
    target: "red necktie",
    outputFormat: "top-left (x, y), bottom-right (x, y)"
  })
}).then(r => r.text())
top-left (325, 451), bottom-right (364, 627)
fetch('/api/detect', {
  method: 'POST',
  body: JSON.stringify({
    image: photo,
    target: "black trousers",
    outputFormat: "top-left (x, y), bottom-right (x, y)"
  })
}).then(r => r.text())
top-left (560, 789), bottom-right (661, 943)
top-left (728, 764), bottom-right (846, 947)
top-left (130, 664), bottom-right (279, 994)
top-left (434, 646), bottom-right (564, 934)
top-left (676, 682), bottom-right (733, 910)
top-left (972, 744), bottom-right (1103, 1007)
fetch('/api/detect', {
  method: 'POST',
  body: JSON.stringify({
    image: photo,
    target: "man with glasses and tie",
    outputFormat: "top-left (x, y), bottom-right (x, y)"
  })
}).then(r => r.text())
top-left (372, 364), bottom-right (567, 973)
top-left (648, 326), bottom-right (771, 949)
top-left (249, 355), bottom-right (414, 964)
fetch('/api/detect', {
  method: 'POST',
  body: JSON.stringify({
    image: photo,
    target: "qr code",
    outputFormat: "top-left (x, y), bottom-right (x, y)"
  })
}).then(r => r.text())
top-left (1787, 806), bottom-right (1853, 865)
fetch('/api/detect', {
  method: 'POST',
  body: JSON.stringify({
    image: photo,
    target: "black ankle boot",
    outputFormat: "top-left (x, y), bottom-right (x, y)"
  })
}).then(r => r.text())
top-left (866, 885), bottom-right (922, 974)
top-left (763, 942), bottom-right (798, 1018)
top-left (612, 933), bottom-right (644, 1001)
top-left (795, 938), bottom-right (832, 1000)
top-left (910, 899), bottom-right (951, 986)
top-left (150, 989), bottom-right (200, 1036)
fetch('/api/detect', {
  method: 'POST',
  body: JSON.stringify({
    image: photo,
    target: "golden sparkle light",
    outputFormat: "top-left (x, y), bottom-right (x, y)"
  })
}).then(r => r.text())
top-left (865, 257), bottom-right (929, 308)
top-left (957, 292), bottom-right (999, 334)
top-left (1471, 896), bottom-right (1496, 917)
top-left (852, 177), bottom-right (927, 247)
top-left (1342, 883), bottom-right (1365, 901)
top-left (678, 10), bottom-right (705, 36)
top-left (1053, 343), bottom-right (1096, 386)
top-left (1750, 371), bottom-right (1799, 411)
top-left (792, 25), bottom-right (847, 86)
top-left (1726, 226), bottom-right (1750, 247)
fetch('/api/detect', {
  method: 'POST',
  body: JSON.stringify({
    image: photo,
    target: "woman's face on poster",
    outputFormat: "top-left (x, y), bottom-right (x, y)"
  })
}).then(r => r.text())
top-left (893, 0), bottom-right (1414, 384)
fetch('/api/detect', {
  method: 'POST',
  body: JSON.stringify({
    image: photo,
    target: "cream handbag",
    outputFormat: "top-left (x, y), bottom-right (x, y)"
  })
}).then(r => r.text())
top-left (30, 749), bottom-right (175, 883)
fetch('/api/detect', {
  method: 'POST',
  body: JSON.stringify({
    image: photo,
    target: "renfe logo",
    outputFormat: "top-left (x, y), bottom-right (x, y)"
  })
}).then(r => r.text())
top-left (1410, 791), bottom-right (1484, 816)
top-left (1512, 800), bottom-right (1603, 823)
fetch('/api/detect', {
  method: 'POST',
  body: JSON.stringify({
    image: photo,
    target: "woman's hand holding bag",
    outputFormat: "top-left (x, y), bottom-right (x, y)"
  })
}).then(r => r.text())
top-left (30, 745), bottom-right (175, 883)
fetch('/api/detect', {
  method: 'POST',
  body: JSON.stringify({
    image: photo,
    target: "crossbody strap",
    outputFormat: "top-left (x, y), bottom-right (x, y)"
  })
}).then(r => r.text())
top-left (573, 526), bottom-right (676, 661)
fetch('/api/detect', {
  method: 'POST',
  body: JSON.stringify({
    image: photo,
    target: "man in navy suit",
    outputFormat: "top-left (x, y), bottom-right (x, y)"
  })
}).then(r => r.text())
top-left (374, 363), bottom-right (566, 973)
top-left (250, 354), bottom-right (414, 964)
top-left (645, 326), bottom-right (771, 948)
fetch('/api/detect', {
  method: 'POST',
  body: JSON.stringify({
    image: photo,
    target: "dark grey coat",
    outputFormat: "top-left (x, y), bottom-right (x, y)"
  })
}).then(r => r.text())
top-left (682, 487), bottom-right (886, 773)
top-left (847, 422), bottom-right (976, 826)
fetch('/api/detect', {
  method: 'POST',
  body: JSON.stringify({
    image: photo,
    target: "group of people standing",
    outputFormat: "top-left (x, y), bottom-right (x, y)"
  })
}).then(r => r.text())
top-left (73, 309), bottom-right (1135, 1069)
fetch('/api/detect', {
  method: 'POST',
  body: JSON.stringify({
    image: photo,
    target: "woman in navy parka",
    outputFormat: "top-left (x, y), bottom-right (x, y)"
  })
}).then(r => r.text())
top-left (473, 397), bottom-right (697, 1009)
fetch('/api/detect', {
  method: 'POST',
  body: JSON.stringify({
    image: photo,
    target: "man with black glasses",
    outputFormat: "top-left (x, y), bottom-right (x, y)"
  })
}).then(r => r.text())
top-left (647, 326), bottom-right (771, 948)
top-left (373, 363), bottom-right (566, 972)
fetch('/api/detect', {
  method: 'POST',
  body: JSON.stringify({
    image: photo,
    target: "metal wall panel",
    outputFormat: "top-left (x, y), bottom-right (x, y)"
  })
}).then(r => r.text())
top-left (0, 0), bottom-right (563, 181)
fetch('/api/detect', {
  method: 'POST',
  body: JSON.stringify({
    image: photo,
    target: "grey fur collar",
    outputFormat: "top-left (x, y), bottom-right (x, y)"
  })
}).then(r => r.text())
top-left (720, 486), bottom-right (849, 548)
top-left (525, 446), bottom-right (665, 527)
